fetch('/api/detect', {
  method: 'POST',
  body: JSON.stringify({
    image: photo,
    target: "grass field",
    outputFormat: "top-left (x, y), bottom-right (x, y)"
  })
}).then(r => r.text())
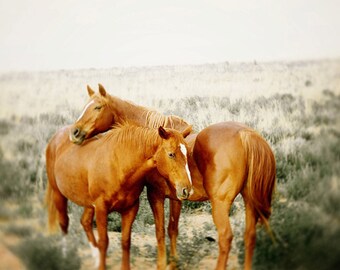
top-left (0, 59), bottom-right (339, 269)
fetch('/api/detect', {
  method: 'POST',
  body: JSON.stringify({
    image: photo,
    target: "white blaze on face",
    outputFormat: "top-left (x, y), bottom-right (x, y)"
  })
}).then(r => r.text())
top-left (180, 143), bottom-right (192, 185)
top-left (77, 100), bottom-right (95, 122)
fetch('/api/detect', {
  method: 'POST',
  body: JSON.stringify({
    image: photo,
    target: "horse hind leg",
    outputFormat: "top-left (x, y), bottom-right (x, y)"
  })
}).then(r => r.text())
top-left (211, 198), bottom-right (234, 270)
top-left (208, 171), bottom-right (242, 270)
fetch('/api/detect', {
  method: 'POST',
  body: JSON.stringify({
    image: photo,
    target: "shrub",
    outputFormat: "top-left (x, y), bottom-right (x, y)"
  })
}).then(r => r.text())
top-left (0, 153), bottom-right (28, 200)
top-left (107, 212), bottom-right (122, 232)
top-left (176, 228), bottom-right (216, 269)
top-left (0, 119), bottom-right (12, 135)
top-left (14, 235), bottom-right (81, 270)
top-left (251, 201), bottom-right (340, 270)
top-left (247, 124), bottom-right (340, 270)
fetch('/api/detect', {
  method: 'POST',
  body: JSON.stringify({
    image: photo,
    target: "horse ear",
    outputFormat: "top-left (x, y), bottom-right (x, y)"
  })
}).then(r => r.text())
top-left (87, 85), bottom-right (95, 97)
top-left (158, 126), bottom-right (170, 140)
top-left (98, 83), bottom-right (107, 97)
top-left (182, 125), bottom-right (193, 138)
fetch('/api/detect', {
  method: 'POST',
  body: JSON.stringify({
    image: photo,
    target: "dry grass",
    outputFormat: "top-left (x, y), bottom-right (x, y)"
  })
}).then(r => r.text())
top-left (0, 59), bottom-right (339, 269)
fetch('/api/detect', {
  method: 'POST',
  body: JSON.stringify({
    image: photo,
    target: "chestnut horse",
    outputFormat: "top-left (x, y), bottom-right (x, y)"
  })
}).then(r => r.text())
top-left (69, 84), bottom-right (191, 145)
top-left (69, 85), bottom-right (276, 270)
top-left (45, 123), bottom-right (192, 270)
top-left (146, 122), bottom-right (276, 270)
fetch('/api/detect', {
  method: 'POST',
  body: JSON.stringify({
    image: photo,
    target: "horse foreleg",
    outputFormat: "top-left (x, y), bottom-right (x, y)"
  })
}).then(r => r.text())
top-left (81, 206), bottom-right (97, 245)
top-left (168, 199), bottom-right (182, 269)
top-left (242, 196), bottom-right (257, 270)
top-left (94, 202), bottom-right (109, 270)
top-left (211, 199), bottom-right (233, 270)
top-left (147, 188), bottom-right (167, 270)
top-left (121, 201), bottom-right (140, 270)
top-left (81, 206), bottom-right (99, 267)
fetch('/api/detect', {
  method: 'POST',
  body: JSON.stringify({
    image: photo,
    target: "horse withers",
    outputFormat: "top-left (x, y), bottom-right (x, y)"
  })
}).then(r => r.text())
top-left (45, 123), bottom-right (192, 270)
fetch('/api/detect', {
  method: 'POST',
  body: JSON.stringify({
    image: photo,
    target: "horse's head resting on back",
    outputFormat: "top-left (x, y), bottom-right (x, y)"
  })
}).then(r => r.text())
top-left (70, 84), bottom-right (116, 144)
top-left (156, 126), bottom-right (193, 200)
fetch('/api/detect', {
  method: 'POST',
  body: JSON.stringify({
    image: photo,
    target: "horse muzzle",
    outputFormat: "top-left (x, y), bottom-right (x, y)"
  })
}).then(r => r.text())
top-left (69, 127), bottom-right (87, 145)
top-left (176, 186), bottom-right (192, 200)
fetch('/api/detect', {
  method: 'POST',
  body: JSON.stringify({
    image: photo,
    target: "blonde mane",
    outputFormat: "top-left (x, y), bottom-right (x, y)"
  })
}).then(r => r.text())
top-left (144, 110), bottom-right (190, 130)
top-left (103, 122), bottom-right (161, 157)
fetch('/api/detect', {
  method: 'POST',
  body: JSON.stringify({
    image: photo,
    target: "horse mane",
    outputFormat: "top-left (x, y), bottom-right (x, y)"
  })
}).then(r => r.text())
top-left (103, 122), bottom-right (161, 157)
top-left (144, 110), bottom-right (190, 130)
top-left (101, 91), bottom-right (191, 132)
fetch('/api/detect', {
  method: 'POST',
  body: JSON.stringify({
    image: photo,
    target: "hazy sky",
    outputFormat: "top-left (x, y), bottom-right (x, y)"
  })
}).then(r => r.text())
top-left (0, 0), bottom-right (339, 71)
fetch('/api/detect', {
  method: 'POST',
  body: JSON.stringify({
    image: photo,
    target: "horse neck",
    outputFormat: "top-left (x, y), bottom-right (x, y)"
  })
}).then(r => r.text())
top-left (107, 95), bottom-right (191, 132)
top-left (107, 125), bottom-right (162, 162)
top-left (108, 95), bottom-right (150, 125)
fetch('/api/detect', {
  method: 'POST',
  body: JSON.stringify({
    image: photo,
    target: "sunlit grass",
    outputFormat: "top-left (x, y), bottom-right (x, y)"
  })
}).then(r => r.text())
top-left (0, 60), bottom-right (339, 269)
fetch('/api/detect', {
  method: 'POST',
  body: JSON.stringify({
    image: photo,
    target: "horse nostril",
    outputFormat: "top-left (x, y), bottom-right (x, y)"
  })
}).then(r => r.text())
top-left (73, 128), bottom-right (80, 137)
top-left (182, 188), bottom-right (188, 198)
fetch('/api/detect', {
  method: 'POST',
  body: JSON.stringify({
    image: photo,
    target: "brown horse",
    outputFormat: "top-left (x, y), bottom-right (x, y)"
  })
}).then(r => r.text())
top-left (146, 122), bottom-right (276, 270)
top-left (69, 84), bottom-right (191, 145)
top-left (45, 123), bottom-right (192, 270)
top-left (68, 85), bottom-right (276, 269)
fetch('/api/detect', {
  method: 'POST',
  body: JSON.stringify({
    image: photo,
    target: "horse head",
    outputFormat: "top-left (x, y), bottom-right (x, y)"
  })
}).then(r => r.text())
top-left (155, 126), bottom-right (193, 200)
top-left (70, 84), bottom-right (116, 144)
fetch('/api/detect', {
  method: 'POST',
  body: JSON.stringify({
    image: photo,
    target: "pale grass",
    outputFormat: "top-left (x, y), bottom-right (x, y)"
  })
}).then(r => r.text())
top-left (0, 59), bottom-right (339, 270)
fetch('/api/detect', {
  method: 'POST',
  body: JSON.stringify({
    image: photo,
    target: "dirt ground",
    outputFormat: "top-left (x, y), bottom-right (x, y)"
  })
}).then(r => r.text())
top-left (0, 207), bottom-right (245, 270)
top-left (79, 211), bottom-right (242, 270)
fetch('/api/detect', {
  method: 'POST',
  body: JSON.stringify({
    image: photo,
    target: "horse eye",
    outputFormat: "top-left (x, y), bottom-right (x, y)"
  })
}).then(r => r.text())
top-left (94, 106), bottom-right (102, 110)
top-left (168, 152), bottom-right (176, 159)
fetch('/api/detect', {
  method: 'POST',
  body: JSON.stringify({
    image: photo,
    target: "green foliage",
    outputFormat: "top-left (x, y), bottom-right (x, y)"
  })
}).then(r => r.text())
top-left (0, 119), bottom-right (13, 135)
top-left (175, 228), bottom-right (216, 269)
top-left (107, 212), bottom-right (122, 232)
top-left (182, 200), bottom-right (211, 213)
top-left (252, 201), bottom-right (340, 270)
top-left (14, 235), bottom-right (81, 270)
top-left (0, 148), bottom-right (32, 200)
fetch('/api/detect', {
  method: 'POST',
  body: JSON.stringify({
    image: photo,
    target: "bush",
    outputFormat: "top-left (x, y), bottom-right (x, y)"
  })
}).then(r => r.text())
top-left (252, 201), bottom-right (340, 270)
top-left (176, 228), bottom-right (216, 269)
top-left (14, 235), bottom-right (81, 270)
top-left (248, 126), bottom-right (340, 270)
top-left (0, 153), bottom-right (29, 200)
top-left (107, 212), bottom-right (122, 232)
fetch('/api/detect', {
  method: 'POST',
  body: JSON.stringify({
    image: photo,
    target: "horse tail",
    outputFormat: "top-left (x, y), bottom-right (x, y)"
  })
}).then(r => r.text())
top-left (45, 141), bottom-right (58, 233)
top-left (240, 128), bottom-right (276, 235)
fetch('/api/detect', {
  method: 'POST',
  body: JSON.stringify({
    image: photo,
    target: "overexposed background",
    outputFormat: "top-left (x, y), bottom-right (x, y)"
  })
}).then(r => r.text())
top-left (1, 2), bottom-right (340, 269)
top-left (0, 0), bottom-right (339, 71)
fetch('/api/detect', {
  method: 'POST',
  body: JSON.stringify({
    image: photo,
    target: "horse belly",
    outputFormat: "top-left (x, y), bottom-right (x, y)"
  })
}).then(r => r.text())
top-left (55, 162), bottom-right (92, 207)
